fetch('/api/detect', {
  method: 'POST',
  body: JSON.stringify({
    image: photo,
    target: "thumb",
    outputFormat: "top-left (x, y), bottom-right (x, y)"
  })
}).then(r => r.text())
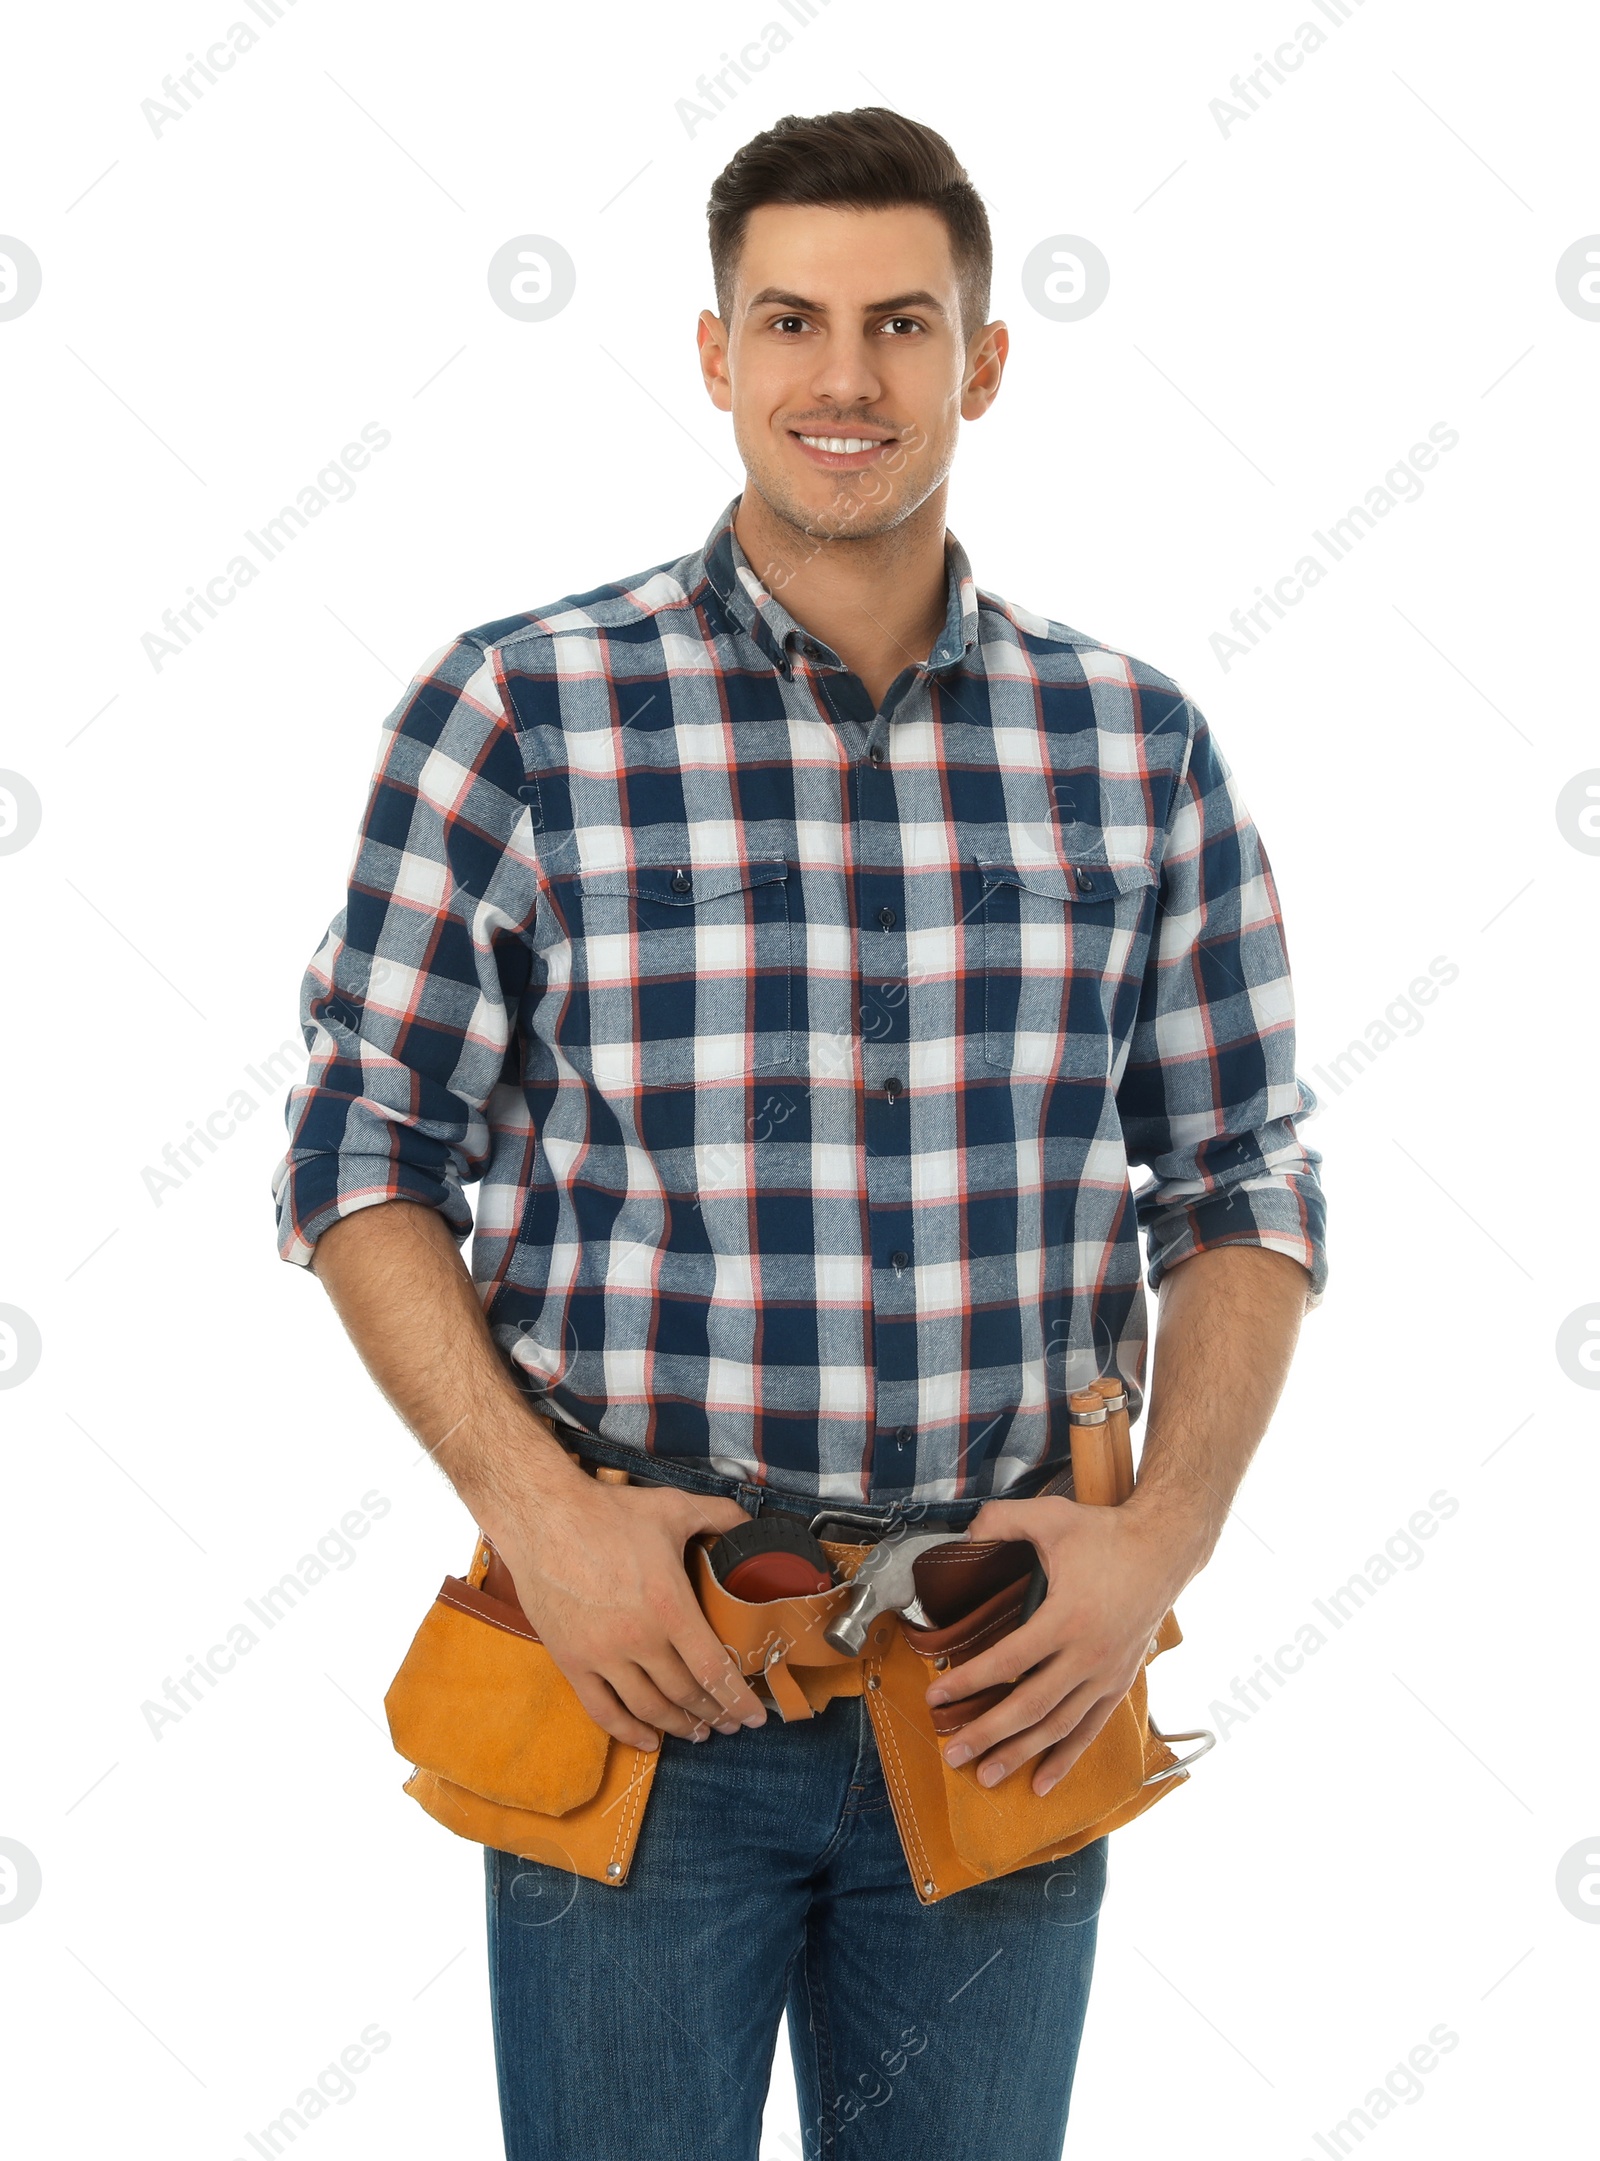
top-left (966, 1498), bottom-right (1041, 1547)
top-left (670, 1491), bottom-right (757, 1542)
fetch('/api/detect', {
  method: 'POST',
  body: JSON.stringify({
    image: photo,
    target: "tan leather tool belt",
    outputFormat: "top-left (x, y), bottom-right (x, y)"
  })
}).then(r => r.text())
top-left (384, 1459), bottom-right (1207, 1906)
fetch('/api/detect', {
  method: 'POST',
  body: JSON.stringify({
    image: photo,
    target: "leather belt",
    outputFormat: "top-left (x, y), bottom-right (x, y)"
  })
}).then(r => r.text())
top-left (769, 1503), bottom-right (972, 1544)
top-left (545, 1420), bottom-right (979, 1544)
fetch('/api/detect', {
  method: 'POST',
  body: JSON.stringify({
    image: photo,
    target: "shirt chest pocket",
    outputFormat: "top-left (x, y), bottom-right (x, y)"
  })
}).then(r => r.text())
top-left (979, 858), bottom-right (1159, 1077)
top-left (553, 860), bottom-right (795, 1088)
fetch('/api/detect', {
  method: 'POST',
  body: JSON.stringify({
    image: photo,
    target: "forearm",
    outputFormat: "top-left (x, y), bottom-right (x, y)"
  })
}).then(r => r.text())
top-left (309, 1199), bottom-right (586, 1540)
top-left (311, 1199), bottom-right (766, 1743)
top-left (1121, 1243), bottom-right (1312, 1593)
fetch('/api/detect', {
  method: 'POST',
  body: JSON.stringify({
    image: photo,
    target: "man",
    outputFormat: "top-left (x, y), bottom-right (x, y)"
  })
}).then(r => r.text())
top-left (276, 107), bottom-right (1326, 2161)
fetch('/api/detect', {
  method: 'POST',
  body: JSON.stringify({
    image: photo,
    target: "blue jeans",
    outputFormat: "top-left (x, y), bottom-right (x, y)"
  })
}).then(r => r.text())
top-left (486, 1697), bottom-right (1106, 2161)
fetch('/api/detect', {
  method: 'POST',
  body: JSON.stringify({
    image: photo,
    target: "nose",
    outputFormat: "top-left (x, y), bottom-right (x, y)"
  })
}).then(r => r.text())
top-left (804, 330), bottom-right (886, 416)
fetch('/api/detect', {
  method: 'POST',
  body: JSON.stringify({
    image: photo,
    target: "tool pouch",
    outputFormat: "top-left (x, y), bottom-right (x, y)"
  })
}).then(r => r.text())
top-left (863, 1544), bottom-right (1194, 1904)
top-left (384, 1537), bottom-right (665, 1889)
top-left (383, 1529), bottom-right (882, 1888)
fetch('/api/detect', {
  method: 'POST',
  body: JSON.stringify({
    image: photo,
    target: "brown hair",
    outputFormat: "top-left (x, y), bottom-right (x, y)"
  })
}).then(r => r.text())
top-left (707, 107), bottom-right (992, 341)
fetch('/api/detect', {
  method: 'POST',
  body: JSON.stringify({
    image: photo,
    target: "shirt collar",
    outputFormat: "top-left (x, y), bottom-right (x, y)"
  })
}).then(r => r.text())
top-left (700, 493), bottom-right (981, 684)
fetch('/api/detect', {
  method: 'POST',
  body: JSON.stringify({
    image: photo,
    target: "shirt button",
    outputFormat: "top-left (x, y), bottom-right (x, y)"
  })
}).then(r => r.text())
top-left (868, 745), bottom-right (885, 767)
top-left (877, 906), bottom-right (897, 930)
top-left (890, 1249), bottom-right (909, 1272)
top-left (895, 1426), bottom-right (915, 1449)
top-left (671, 868), bottom-right (692, 893)
top-left (884, 1076), bottom-right (903, 1103)
top-left (1075, 870), bottom-right (1094, 894)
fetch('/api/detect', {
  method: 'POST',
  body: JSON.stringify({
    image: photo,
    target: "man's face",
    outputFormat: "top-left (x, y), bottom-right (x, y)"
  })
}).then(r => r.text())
top-left (697, 203), bottom-right (1005, 547)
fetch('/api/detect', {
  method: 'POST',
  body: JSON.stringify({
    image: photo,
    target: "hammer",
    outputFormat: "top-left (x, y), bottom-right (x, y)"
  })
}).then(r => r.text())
top-left (823, 1530), bottom-right (967, 1655)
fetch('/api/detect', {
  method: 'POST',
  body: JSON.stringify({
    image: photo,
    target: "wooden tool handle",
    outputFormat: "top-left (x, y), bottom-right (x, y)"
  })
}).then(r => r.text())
top-left (1067, 1391), bottom-right (1120, 1506)
top-left (594, 1464), bottom-right (630, 1485)
top-left (1092, 1377), bottom-right (1136, 1504)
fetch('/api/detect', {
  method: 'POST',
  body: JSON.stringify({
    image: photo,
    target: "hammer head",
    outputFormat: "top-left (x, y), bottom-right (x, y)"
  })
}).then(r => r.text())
top-left (823, 1529), bottom-right (967, 1655)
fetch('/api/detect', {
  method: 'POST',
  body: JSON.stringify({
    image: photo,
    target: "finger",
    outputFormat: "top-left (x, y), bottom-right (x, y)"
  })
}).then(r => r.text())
top-left (1024, 1694), bottom-right (1122, 1795)
top-left (1030, 1705), bottom-right (1120, 1797)
top-left (965, 1498), bottom-right (1060, 1546)
top-left (571, 1671), bottom-right (662, 1752)
top-left (639, 1645), bottom-right (751, 1733)
top-left (660, 1498), bottom-right (771, 1718)
top-left (661, 1594), bottom-right (769, 1726)
top-left (605, 1664), bottom-right (720, 1743)
top-left (938, 1656), bottom-right (1090, 1770)
top-left (669, 1490), bottom-right (756, 1543)
top-left (968, 1685), bottom-right (1117, 1792)
top-left (656, 1620), bottom-right (769, 1727)
top-left (964, 1499), bottom-right (1031, 1545)
top-left (924, 1616), bottom-right (1062, 1705)
top-left (635, 1492), bottom-right (770, 1723)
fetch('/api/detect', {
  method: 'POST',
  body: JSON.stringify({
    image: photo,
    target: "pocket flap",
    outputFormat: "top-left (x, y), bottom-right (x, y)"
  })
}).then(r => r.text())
top-left (978, 857), bottom-right (1156, 904)
top-left (1066, 859), bottom-right (1158, 904)
top-left (576, 860), bottom-right (789, 906)
top-left (384, 1580), bottom-right (609, 1816)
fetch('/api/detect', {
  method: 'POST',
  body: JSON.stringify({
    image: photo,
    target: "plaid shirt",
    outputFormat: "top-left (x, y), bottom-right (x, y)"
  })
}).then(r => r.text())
top-left (274, 496), bottom-right (1326, 1504)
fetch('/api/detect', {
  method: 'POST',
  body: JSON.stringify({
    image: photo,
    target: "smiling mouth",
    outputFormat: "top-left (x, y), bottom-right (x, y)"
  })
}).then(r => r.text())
top-left (789, 428), bottom-right (901, 467)
top-left (794, 433), bottom-right (892, 452)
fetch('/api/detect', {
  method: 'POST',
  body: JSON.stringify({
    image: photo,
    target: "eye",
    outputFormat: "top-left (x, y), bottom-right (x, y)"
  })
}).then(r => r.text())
top-left (879, 316), bottom-right (925, 336)
top-left (771, 314), bottom-right (811, 335)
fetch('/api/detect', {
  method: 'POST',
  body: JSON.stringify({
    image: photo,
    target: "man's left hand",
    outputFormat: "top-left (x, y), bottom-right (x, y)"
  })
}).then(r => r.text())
top-left (926, 1496), bottom-right (1190, 1797)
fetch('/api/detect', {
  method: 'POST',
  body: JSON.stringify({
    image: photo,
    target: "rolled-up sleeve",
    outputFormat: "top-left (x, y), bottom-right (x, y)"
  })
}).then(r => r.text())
top-left (1115, 701), bottom-right (1328, 1305)
top-left (272, 636), bottom-right (539, 1268)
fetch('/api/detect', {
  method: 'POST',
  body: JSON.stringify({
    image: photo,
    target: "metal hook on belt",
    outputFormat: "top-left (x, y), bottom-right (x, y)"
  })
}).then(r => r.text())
top-left (1142, 1723), bottom-right (1217, 1784)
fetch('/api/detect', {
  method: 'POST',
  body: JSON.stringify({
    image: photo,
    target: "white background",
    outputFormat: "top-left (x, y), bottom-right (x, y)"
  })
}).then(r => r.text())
top-left (1, 1), bottom-right (1595, 2154)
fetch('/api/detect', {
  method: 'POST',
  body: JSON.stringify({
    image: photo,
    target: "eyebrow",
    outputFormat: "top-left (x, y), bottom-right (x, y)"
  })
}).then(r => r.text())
top-left (744, 287), bottom-right (949, 320)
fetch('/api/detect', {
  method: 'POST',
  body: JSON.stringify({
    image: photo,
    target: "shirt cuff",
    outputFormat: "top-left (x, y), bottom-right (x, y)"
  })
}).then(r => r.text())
top-left (272, 1154), bottom-right (473, 1268)
top-left (1145, 1195), bottom-right (1328, 1307)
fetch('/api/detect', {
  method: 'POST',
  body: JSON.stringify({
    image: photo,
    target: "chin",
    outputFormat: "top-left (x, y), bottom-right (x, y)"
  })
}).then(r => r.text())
top-left (765, 473), bottom-right (923, 544)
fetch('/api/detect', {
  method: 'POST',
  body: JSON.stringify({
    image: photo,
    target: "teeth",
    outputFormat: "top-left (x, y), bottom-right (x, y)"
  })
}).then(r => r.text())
top-left (799, 435), bottom-right (883, 453)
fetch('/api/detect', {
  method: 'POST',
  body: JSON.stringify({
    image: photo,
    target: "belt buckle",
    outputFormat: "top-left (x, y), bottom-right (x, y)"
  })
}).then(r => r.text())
top-left (809, 1506), bottom-right (959, 1545)
top-left (807, 1507), bottom-right (891, 1546)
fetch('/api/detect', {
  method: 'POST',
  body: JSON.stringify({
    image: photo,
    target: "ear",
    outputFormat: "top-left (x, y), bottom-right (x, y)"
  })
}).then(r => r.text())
top-left (697, 309), bottom-right (733, 413)
top-left (961, 319), bottom-right (1009, 421)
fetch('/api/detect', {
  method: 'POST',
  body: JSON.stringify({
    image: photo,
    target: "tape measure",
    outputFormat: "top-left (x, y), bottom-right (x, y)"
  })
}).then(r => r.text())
top-left (707, 1517), bottom-right (834, 1601)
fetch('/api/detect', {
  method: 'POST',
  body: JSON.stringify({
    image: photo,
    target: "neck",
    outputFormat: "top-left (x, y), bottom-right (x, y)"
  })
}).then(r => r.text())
top-left (734, 483), bottom-right (952, 710)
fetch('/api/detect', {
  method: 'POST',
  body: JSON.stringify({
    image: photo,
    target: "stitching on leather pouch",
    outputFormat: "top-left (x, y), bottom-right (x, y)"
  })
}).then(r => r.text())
top-left (909, 1607), bottom-right (1019, 1661)
top-left (860, 1676), bottom-right (925, 1867)
top-left (435, 1584), bottom-right (538, 1642)
top-left (614, 1746), bottom-right (644, 1867)
top-left (609, 1748), bottom-right (649, 1874)
top-left (866, 1666), bottom-right (935, 1890)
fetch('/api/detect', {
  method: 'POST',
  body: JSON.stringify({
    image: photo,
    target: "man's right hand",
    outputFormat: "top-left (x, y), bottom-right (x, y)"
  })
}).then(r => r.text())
top-left (489, 1475), bottom-right (770, 1749)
